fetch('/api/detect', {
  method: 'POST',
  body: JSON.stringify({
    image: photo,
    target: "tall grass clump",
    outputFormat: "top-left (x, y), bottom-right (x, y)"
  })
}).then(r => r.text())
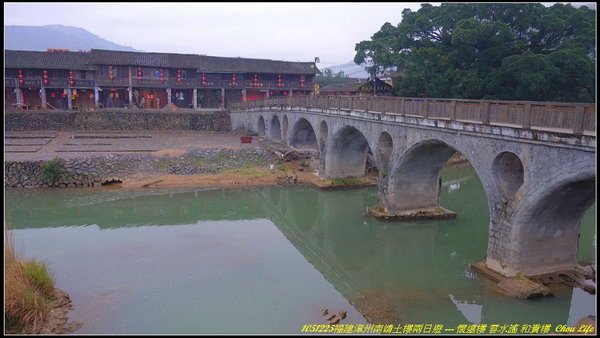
top-left (4, 227), bottom-right (55, 333)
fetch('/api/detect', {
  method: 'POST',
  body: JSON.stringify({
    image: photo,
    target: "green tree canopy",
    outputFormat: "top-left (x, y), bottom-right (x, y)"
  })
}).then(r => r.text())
top-left (354, 3), bottom-right (595, 102)
top-left (315, 69), bottom-right (350, 86)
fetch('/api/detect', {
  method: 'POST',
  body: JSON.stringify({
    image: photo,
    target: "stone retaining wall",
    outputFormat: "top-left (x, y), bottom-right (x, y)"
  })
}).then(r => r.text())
top-left (5, 110), bottom-right (231, 131)
top-left (4, 148), bottom-right (275, 188)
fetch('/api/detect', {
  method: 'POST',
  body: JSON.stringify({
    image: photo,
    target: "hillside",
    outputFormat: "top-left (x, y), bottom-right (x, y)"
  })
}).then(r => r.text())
top-left (4, 25), bottom-right (139, 52)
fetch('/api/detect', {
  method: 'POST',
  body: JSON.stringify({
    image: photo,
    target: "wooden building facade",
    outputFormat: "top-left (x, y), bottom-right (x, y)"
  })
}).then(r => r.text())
top-left (5, 49), bottom-right (318, 110)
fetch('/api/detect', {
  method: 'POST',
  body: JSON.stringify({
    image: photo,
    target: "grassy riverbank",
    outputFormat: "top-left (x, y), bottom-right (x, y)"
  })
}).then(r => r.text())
top-left (5, 230), bottom-right (55, 333)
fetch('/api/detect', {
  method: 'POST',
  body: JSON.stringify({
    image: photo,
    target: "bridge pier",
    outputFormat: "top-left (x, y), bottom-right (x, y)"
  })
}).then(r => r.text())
top-left (371, 140), bottom-right (458, 220)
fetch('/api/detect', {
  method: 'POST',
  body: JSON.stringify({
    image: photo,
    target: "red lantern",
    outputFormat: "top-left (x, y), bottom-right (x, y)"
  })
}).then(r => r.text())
top-left (231, 73), bottom-right (237, 86)
top-left (160, 69), bottom-right (164, 83)
top-left (276, 74), bottom-right (283, 88)
top-left (201, 73), bottom-right (207, 85)
top-left (177, 70), bottom-right (182, 83)
top-left (43, 70), bottom-right (49, 86)
top-left (137, 67), bottom-right (143, 80)
top-left (68, 71), bottom-right (75, 87)
top-left (300, 75), bottom-right (305, 88)
top-left (18, 69), bottom-right (24, 86)
top-left (108, 65), bottom-right (114, 80)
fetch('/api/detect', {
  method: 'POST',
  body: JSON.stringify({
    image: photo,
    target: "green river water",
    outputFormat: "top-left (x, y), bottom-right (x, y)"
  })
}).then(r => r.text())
top-left (5, 166), bottom-right (596, 334)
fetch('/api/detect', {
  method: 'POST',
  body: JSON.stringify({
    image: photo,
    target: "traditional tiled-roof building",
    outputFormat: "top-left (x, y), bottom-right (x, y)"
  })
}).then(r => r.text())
top-left (319, 77), bottom-right (395, 97)
top-left (4, 49), bottom-right (318, 110)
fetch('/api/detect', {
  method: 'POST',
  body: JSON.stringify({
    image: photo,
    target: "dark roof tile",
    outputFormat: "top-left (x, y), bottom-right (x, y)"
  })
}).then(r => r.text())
top-left (5, 50), bottom-right (94, 70)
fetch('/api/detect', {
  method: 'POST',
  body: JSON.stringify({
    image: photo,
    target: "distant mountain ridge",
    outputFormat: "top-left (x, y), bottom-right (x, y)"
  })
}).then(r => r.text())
top-left (323, 61), bottom-right (370, 79)
top-left (4, 25), bottom-right (140, 52)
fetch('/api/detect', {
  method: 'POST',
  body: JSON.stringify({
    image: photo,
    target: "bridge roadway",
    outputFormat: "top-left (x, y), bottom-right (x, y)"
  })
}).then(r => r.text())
top-left (229, 96), bottom-right (596, 278)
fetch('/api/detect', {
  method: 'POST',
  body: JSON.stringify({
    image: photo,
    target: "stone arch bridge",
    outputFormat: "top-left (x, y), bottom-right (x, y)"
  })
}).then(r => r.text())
top-left (230, 96), bottom-right (596, 278)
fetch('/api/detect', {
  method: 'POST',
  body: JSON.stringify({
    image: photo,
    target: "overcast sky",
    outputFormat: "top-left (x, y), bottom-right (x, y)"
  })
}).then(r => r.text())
top-left (3, 2), bottom-right (436, 68)
top-left (4, 2), bottom-right (596, 68)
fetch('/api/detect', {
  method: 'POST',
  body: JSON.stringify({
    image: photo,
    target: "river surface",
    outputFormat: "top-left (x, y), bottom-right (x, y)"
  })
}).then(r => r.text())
top-left (5, 166), bottom-right (596, 334)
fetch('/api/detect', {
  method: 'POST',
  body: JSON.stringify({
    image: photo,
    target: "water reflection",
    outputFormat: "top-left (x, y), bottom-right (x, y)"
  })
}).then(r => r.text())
top-left (5, 166), bottom-right (595, 331)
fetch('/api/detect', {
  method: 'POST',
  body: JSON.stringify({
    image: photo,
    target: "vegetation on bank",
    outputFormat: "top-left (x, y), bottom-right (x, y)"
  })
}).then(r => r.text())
top-left (5, 229), bottom-right (56, 333)
top-left (355, 3), bottom-right (595, 102)
top-left (40, 157), bottom-right (65, 184)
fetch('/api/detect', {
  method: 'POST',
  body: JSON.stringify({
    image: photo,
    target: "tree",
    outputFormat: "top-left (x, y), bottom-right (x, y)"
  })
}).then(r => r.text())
top-left (315, 69), bottom-right (350, 86)
top-left (354, 3), bottom-right (595, 102)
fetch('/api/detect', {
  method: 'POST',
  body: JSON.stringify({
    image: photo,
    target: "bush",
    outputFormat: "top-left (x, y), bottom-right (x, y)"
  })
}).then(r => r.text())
top-left (40, 158), bottom-right (65, 184)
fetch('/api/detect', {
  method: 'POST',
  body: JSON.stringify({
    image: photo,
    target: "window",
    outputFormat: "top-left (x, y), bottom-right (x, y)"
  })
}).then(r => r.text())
top-left (80, 71), bottom-right (86, 79)
top-left (181, 70), bottom-right (187, 79)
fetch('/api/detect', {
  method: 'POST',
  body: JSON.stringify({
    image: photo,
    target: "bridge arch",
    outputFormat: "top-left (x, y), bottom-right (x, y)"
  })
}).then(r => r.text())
top-left (270, 115), bottom-right (282, 141)
top-left (319, 121), bottom-right (329, 154)
top-left (282, 114), bottom-right (289, 138)
top-left (319, 121), bottom-right (329, 144)
top-left (290, 117), bottom-right (317, 149)
top-left (383, 139), bottom-right (489, 213)
top-left (324, 125), bottom-right (372, 179)
top-left (377, 131), bottom-right (393, 177)
top-left (257, 115), bottom-right (266, 135)
top-left (504, 169), bottom-right (596, 275)
top-left (492, 152), bottom-right (524, 200)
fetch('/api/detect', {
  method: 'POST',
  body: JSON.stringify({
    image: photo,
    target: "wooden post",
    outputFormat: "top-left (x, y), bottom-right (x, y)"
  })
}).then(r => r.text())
top-left (193, 88), bottom-right (198, 109)
top-left (15, 87), bottom-right (22, 106)
top-left (451, 100), bottom-right (457, 120)
top-left (67, 88), bottom-right (73, 110)
top-left (482, 102), bottom-right (490, 125)
top-left (94, 86), bottom-right (99, 108)
top-left (40, 87), bottom-right (47, 109)
top-left (522, 103), bottom-right (532, 129)
top-left (220, 88), bottom-right (225, 108)
top-left (167, 88), bottom-right (172, 105)
top-left (573, 106), bottom-right (585, 135)
top-left (400, 98), bottom-right (405, 116)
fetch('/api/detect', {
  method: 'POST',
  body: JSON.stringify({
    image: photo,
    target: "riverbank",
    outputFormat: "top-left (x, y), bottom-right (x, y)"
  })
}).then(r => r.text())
top-left (5, 230), bottom-right (81, 334)
top-left (118, 159), bottom-right (377, 190)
